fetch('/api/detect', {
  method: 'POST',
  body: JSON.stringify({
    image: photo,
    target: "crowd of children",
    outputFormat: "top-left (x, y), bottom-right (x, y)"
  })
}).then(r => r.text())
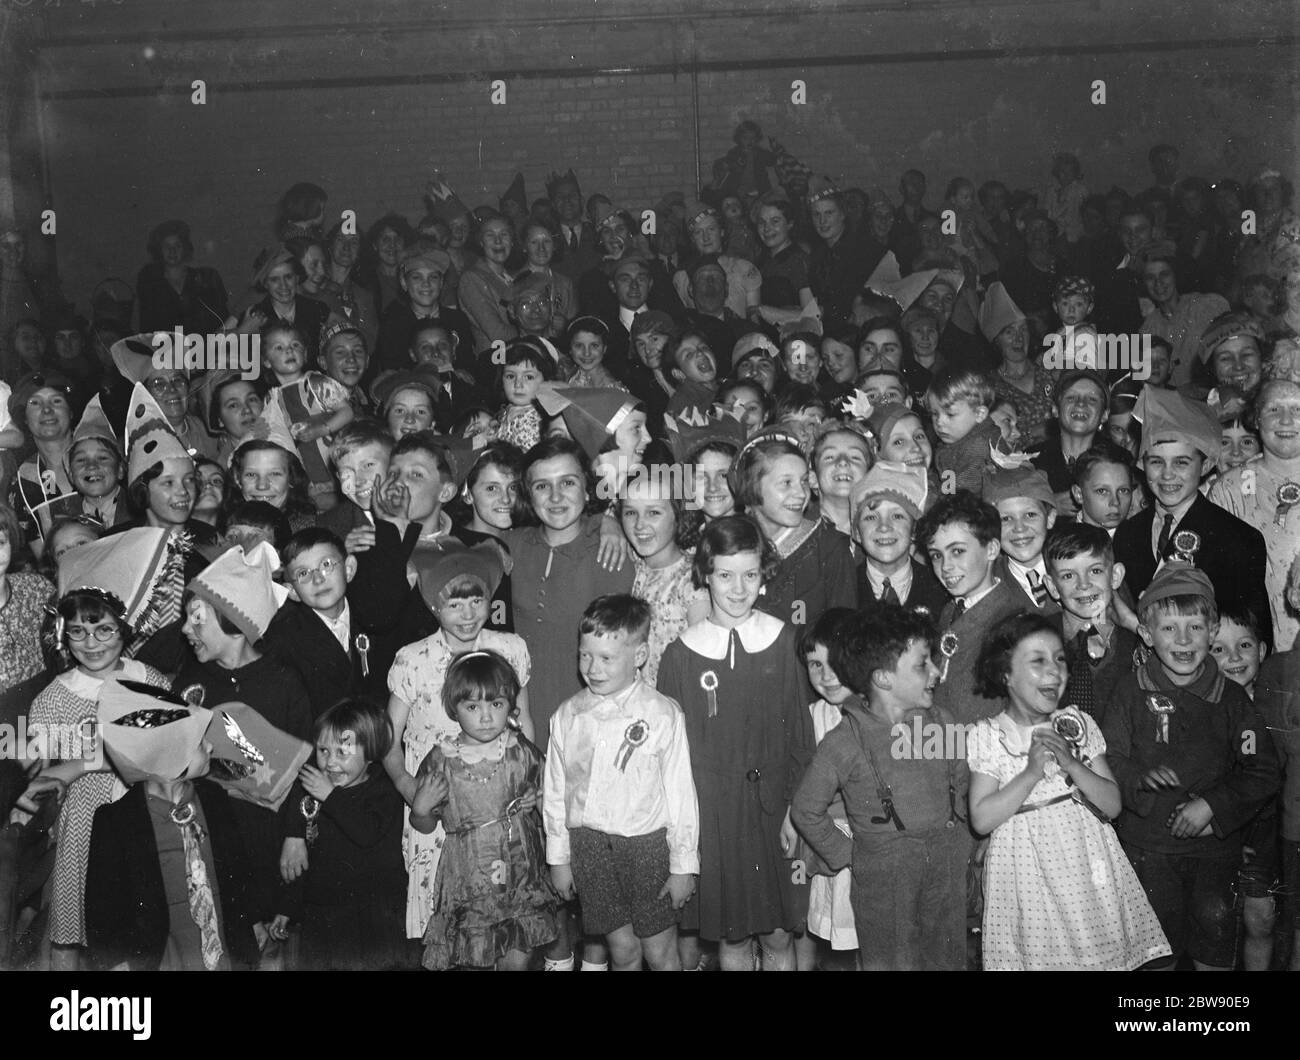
top-left (1, 136), bottom-right (1299, 972)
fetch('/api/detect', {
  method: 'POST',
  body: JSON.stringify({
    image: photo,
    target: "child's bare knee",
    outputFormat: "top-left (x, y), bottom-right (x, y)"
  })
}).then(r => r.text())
top-left (1242, 896), bottom-right (1276, 936)
top-left (606, 927), bottom-right (642, 968)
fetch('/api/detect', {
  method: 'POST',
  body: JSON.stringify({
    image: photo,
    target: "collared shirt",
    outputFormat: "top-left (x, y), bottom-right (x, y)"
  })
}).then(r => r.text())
top-left (865, 561), bottom-right (912, 604)
top-left (958, 578), bottom-right (1000, 614)
top-left (561, 223), bottom-right (585, 249)
top-left (1149, 494), bottom-right (1197, 561)
top-left (1006, 556), bottom-right (1048, 604)
top-left (618, 304), bottom-right (646, 331)
top-left (313, 600), bottom-right (352, 655)
top-left (544, 678), bottom-right (700, 874)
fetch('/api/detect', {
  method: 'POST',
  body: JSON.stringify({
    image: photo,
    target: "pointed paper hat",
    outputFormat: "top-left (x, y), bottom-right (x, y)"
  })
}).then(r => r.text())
top-left (545, 168), bottom-right (581, 200)
top-left (977, 282), bottom-right (1026, 342)
top-left (1133, 385), bottom-right (1221, 472)
top-left (111, 333), bottom-right (185, 386)
top-left (408, 430), bottom-right (489, 488)
top-left (867, 254), bottom-right (940, 313)
top-left (203, 700), bottom-right (312, 812)
top-left (412, 539), bottom-right (506, 609)
top-left (865, 252), bottom-right (902, 294)
top-left (234, 394), bottom-right (299, 468)
top-left (426, 170), bottom-right (470, 223)
top-left (125, 382), bottom-right (193, 484)
top-left (663, 406), bottom-right (747, 463)
top-left (66, 394), bottom-right (121, 464)
top-left (187, 542), bottom-right (288, 644)
top-left (57, 526), bottom-right (173, 627)
top-left (499, 171), bottom-right (528, 215)
top-left (536, 384), bottom-right (640, 459)
top-left (98, 679), bottom-right (213, 785)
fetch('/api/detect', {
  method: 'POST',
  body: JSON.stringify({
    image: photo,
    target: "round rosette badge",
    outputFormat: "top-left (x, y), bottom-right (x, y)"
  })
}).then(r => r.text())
top-left (1146, 693), bottom-right (1176, 744)
top-left (937, 631), bottom-right (959, 683)
top-left (615, 719), bottom-right (650, 772)
top-left (1172, 530), bottom-right (1200, 564)
top-left (300, 795), bottom-right (321, 845)
top-left (700, 670), bottom-right (720, 718)
top-left (1052, 707), bottom-right (1086, 749)
top-left (1276, 481), bottom-right (1300, 526)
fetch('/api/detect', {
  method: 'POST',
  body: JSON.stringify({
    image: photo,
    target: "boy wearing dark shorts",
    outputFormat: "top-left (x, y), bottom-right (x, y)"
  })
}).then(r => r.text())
top-left (543, 595), bottom-right (699, 970)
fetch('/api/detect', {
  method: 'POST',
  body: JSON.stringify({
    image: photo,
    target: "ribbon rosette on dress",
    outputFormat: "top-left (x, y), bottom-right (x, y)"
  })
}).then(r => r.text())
top-left (1051, 706), bottom-right (1087, 749)
top-left (1276, 481), bottom-right (1300, 527)
top-left (1146, 693), bottom-right (1176, 744)
top-left (615, 719), bottom-right (650, 772)
top-left (700, 671), bottom-right (719, 718)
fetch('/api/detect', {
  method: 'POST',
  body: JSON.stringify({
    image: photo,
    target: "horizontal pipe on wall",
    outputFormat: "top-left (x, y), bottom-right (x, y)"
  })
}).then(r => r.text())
top-left (37, 33), bottom-right (1300, 102)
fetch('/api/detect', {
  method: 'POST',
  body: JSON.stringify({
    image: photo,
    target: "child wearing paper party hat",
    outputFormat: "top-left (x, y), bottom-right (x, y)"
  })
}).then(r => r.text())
top-left (85, 679), bottom-right (259, 971)
top-left (172, 541), bottom-right (312, 955)
top-left (24, 530), bottom-right (173, 971)
top-left (384, 540), bottom-right (530, 942)
top-left (1101, 561), bottom-right (1280, 970)
top-left (967, 611), bottom-right (1170, 971)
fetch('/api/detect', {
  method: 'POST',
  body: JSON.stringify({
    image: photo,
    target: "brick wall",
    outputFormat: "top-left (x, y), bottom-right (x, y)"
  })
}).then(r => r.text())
top-left (8, 0), bottom-right (1296, 313)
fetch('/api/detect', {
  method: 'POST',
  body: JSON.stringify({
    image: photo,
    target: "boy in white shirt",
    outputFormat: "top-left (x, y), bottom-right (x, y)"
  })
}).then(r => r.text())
top-left (544, 594), bottom-right (699, 971)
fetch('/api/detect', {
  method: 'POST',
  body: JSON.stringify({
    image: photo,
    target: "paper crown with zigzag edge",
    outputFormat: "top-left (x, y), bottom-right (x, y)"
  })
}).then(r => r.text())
top-left (663, 406), bottom-right (748, 463)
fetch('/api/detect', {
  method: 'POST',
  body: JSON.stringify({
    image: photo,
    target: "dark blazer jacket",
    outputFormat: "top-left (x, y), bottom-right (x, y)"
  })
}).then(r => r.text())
top-left (857, 558), bottom-right (949, 619)
top-left (1112, 493), bottom-right (1272, 644)
top-left (85, 780), bottom-right (259, 971)
top-left (993, 554), bottom-right (1062, 616)
top-left (264, 599), bottom-right (374, 717)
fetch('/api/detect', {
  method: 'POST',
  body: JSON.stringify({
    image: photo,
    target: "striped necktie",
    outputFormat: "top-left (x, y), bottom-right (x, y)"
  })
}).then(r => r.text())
top-left (1027, 569), bottom-right (1048, 608)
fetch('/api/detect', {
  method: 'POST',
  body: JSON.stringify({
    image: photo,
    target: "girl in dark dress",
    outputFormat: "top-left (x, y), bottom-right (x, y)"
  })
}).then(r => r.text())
top-left (276, 700), bottom-right (408, 970)
top-left (656, 516), bottom-right (814, 970)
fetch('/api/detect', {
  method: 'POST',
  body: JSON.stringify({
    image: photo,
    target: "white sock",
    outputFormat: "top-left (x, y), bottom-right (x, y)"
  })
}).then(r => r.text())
top-left (580, 960), bottom-right (609, 972)
top-left (543, 955), bottom-right (575, 972)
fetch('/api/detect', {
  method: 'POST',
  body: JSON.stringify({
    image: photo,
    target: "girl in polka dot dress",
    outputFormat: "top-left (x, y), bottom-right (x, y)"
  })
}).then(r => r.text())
top-left (967, 613), bottom-right (1170, 971)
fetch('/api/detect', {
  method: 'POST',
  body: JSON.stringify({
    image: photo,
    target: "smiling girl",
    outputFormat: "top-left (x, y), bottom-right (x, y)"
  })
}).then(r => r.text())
top-left (732, 432), bottom-right (857, 628)
top-left (28, 584), bottom-right (169, 970)
top-left (409, 650), bottom-right (557, 970)
top-left (968, 612), bottom-right (1170, 970)
top-left (620, 472), bottom-right (709, 685)
top-left (385, 543), bottom-right (532, 940)
top-left (656, 515), bottom-right (813, 970)
top-left (207, 373), bottom-right (266, 465)
top-left (562, 316), bottom-right (624, 390)
top-left (809, 423), bottom-right (872, 541)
